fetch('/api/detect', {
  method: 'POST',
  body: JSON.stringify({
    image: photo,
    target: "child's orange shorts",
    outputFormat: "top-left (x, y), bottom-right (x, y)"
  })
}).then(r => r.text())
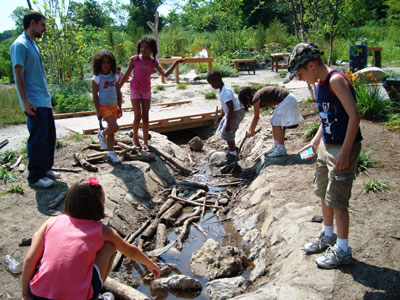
top-left (99, 104), bottom-right (119, 121)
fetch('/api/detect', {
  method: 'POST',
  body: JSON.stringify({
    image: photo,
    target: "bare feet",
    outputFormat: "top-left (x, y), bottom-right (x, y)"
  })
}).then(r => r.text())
top-left (142, 144), bottom-right (150, 152)
top-left (133, 138), bottom-right (142, 149)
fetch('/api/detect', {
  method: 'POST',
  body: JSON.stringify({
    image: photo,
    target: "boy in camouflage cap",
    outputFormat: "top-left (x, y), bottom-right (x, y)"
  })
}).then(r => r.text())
top-left (287, 42), bottom-right (363, 269)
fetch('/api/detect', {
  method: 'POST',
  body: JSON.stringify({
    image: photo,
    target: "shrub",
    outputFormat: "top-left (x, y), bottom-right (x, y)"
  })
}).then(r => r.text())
top-left (355, 83), bottom-right (387, 120)
top-left (357, 150), bottom-right (380, 174)
top-left (205, 92), bottom-right (217, 99)
top-left (363, 179), bottom-right (391, 194)
top-left (55, 139), bottom-right (64, 149)
top-left (0, 87), bottom-right (27, 127)
top-left (302, 121), bottom-right (320, 141)
top-left (5, 185), bottom-right (24, 195)
top-left (177, 82), bottom-right (189, 89)
top-left (0, 168), bottom-right (18, 183)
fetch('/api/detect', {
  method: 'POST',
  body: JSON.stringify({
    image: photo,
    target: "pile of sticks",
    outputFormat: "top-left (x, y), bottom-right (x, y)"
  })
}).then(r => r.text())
top-left (112, 181), bottom-right (233, 273)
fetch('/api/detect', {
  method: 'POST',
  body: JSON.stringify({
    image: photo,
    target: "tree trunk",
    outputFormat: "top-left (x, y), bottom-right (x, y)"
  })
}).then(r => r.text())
top-left (328, 0), bottom-right (340, 66)
top-left (27, 0), bottom-right (33, 10)
top-left (289, 0), bottom-right (300, 43)
top-left (146, 11), bottom-right (160, 58)
top-left (299, 0), bottom-right (307, 42)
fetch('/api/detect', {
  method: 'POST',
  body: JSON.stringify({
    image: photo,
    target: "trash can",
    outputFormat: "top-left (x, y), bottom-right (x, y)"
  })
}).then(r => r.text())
top-left (383, 77), bottom-right (400, 102)
top-left (349, 44), bottom-right (368, 71)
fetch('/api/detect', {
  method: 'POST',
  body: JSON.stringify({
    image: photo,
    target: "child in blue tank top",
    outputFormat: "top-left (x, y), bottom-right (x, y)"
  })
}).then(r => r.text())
top-left (286, 43), bottom-right (362, 269)
top-left (92, 50), bottom-right (122, 163)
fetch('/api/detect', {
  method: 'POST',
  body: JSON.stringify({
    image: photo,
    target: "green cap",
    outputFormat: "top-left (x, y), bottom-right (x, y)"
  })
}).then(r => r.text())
top-left (283, 42), bottom-right (323, 83)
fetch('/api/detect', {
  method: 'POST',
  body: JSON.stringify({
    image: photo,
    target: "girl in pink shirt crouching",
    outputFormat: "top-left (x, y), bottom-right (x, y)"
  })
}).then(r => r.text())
top-left (22, 178), bottom-right (160, 300)
top-left (119, 36), bottom-right (185, 151)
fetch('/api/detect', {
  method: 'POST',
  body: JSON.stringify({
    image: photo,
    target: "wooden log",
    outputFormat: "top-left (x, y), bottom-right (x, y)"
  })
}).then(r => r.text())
top-left (155, 223), bottom-right (167, 249)
top-left (123, 153), bottom-right (156, 162)
top-left (156, 198), bottom-right (176, 218)
top-left (82, 144), bottom-right (122, 151)
top-left (117, 142), bottom-right (140, 153)
top-left (160, 203), bottom-right (183, 226)
top-left (87, 152), bottom-right (108, 158)
top-left (176, 215), bottom-right (200, 251)
top-left (170, 195), bottom-right (220, 209)
top-left (188, 190), bottom-right (205, 201)
top-left (148, 145), bottom-right (192, 175)
top-left (103, 277), bottom-right (150, 300)
top-left (143, 265), bottom-right (171, 281)
top-left (112, 219), bottom-right (151, 272)
top-left (0, 139), bottom-right (9, 150)
top-left (175, 206), bottom-right (201, 226)
top-left (50, 167), bottom-right (81, 173)
top-left (177, 180), bottom-right (209, 192)
top-left (73, 153), bottom-right (98, 172)
top-left (141, 219), bottom-right (160, 241)
top-left (145, 240), bottom-right (176, 257)
top-left (47, 190), bottom-right (68, 209)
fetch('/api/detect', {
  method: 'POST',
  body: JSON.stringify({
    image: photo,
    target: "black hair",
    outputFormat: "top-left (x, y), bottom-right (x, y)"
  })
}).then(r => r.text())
top-left (92, 49), bottom-right (117, 75)
top-left (207, 70), bottom-right (222, 82)
top-left (298, 56), bottom-right (324, 70)
top-left (23, 11), bottom-right (45, 30)
top-left (64, 179), bottom-right (105, 221)
top-left (238, 87), bottom-right (256, 111)
top-left (137, 36), bottom-right (158, 62)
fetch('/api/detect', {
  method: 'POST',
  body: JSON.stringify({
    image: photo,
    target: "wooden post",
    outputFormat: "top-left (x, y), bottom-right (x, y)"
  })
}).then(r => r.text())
top-left (146, 11), bottom-right (160, 59)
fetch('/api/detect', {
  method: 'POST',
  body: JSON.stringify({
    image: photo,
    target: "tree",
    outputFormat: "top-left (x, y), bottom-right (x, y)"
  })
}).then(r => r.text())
top-left (11, 6), bottom-right (30, 33)
top-left (128, 0), bottom-right (165, 30)
top-left (68, 0), bottom-right (111, 28)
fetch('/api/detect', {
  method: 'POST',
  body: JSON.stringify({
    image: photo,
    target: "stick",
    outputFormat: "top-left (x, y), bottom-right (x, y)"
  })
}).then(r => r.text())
top-left (47, 190), bottom-right (68, 209)
top-left (145, 240), bottom-right (177, 257)
top-left (175, 207), bottom-right (201, 226)
top-left (211, 181), bottom-right (243, 187)
top-left (103, 277), bottom-right (150, 300)
top-left (202, 197), bottom-right (206, 218)
top-left (156, 198), bottom-right (176, 218)
top-left (176, 216), bottom-right (200, 251)
top-left (192, 222), bottom-right (208, 239)
top-left (187, 153), bottom-right (193, 165)
top-left (50, 167), bottom-right (81, 173)
top-left (112, 219), bottom-right (151, 272)
top-left (9, 155), bottom-right (23, 170)
top-left (0, 139), bottom-right (9, 150)
top-left (123, 153), bottom-right (156, 162)
top-left (148, 145), bottom-right (192, 175)
top-left (155, 223), bottom-right (167, 249)
top-left (73, 153), bottom-right (98, 172)
top-left (86, 152), bottom-right (108, 158)
top-left (160, 203), bottom-right (184, 226)
top-left (117, 142), bottom-right (140, 153)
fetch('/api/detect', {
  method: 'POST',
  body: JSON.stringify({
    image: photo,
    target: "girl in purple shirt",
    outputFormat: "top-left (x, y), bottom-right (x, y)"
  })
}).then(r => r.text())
top-left (119, 36), bottom-right (185, 151)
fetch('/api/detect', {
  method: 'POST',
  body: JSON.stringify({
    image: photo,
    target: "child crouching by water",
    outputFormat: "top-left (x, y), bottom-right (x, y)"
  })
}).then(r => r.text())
top-left (238, 86), bottom-right (304, 157)
top-left (22, 178), bottom-right (160, 300)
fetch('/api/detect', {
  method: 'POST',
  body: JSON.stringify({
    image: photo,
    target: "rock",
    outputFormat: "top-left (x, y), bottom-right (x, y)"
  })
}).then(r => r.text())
top-left (249, 248), bottom-right (269, 282)
top-left (243, 229), bottom-right (260, 245)
top-left (154, 275), bottom-right (202, 290)
top-left (219, 197), bottom-right (229, 206)
top-left (190, 238), bottom-right (246, 280)
top-left (189, 136), bottom-right (204, 151)
top-left (209, 151), bottom-right (226, 167)
top-left (355, 67), bottom-right (385, 82)
top-left (205, 276), bottom-right (247, 300)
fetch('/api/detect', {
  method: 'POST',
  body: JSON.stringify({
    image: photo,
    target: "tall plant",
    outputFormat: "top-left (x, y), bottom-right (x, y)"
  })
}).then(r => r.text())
top-left (35, 0), bottom-right (87, 84)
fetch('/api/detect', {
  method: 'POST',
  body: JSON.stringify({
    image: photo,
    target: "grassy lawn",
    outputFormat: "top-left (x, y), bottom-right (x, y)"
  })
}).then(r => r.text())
top-left (0, 85), bottom-right (26, 127)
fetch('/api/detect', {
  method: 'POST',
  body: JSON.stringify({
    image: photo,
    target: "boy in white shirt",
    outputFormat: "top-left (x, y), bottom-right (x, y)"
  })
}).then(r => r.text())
top-left (207, 71), bottom-right (245, 163)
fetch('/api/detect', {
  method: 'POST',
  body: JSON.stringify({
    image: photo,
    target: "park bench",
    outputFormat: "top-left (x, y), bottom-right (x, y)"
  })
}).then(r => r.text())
top-left (270, 52), bottom-right (290, 72)
top-left (231, 58), bottom-right (256, 74)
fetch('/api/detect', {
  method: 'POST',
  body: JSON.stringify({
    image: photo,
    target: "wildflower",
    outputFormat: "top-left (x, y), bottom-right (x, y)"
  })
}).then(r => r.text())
top-left (373, 82), bottom-right (378, 87)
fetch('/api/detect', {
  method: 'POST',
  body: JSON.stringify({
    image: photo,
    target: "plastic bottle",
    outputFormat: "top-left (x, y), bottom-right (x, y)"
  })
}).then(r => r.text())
top-left (3, 254), bottom-right (23, 274)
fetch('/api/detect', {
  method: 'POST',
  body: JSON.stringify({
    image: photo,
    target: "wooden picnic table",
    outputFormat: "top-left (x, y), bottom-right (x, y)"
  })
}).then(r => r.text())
top-left (368, 47), bottom-right (383, 68)
top-left (232, 58), bottom-right (256, 74)
top-left (270, 52), bottom-right (290, 72)
top-left (159, 57), bottom-right (214, 83)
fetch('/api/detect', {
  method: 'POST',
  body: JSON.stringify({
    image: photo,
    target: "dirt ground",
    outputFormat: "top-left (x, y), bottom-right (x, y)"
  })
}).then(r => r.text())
top-left (0, 72), bottom-right (399, 299)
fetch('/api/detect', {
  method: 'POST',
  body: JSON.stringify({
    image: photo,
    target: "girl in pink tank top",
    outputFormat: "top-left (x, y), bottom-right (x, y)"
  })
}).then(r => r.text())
top-left (22, 178), bottom-right (160, 300)
top-left (119, 36), bottom-right (185, 151)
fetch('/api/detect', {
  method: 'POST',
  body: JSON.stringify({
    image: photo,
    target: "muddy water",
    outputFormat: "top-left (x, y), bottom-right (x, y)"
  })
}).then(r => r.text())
top-left (124, 162), bottom-right (252, 299)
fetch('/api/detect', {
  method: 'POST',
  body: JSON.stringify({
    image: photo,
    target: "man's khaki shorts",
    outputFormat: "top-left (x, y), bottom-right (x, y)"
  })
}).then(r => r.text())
top-left (314, 141), bottom-right (361, 208)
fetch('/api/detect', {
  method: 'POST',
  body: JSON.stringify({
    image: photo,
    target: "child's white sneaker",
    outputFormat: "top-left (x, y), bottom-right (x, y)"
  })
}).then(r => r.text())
top-left (97, 130), bottom-right (108, 149)
top-left (267, 147), bottom-right (287, 158)
top-left (264, 144), bottom-right (277, 154)
top-left (107, 151), bottom-right (121, 163)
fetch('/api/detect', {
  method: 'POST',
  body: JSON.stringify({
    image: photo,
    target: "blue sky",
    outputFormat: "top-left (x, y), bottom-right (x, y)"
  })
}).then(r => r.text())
top-left (0, 0), bottom-right (173, 33)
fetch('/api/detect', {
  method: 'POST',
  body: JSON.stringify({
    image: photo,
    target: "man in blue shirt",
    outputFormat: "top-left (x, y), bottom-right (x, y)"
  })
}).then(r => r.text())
top-left (11, 11), bottom-right (60, 188)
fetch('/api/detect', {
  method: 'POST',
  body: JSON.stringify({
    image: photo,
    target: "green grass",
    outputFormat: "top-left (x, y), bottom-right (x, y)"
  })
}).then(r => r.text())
top-left (205, 91), bottom-right (217, 99)
top-left (68, 132), bottom-right (83, 142)
top-left (233, 86), bottom-right (241, 94)
top-left (0, 168), bottom-right (19, 183)
top-left (177, 82), bottom-right (190, 89)
top-left (357, 150), bottom-right (380, 174)
top-left (302, 97), bottom-right (313, 103)
top-left (0, 86), bottom-right (26, 127)
top-left (0, 150), bottom-right (19, 164)
top-left (153, 85), bottom-right (165, 93)
top-left (3, 184), bottom-right (24, 195)
top-left (55, 139), bottom-right (64, 149)
top-left (363, 179), bottom-right (391, 194)
top-left (383, 113), bottom-right (400, 132)
top-left (302, 121), bottom-right (320, 141)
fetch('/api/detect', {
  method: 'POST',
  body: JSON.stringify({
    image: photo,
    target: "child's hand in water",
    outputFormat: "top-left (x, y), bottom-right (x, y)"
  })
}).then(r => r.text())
top-left (146, 262), bottom-right (161, 279)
